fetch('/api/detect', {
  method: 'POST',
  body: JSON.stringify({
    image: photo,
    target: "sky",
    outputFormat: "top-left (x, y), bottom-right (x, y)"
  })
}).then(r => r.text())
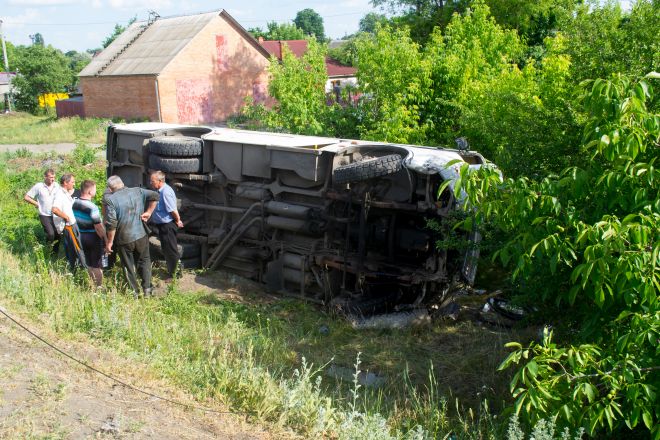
top-left (0, 0), bottom-right (378, 53)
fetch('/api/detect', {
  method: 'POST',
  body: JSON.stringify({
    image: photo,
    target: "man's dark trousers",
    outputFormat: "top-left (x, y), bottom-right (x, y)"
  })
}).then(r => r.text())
top-left (153, 221), bottom-right (179, 277)
top-left (39, 214), bottom-right (61, 256)
top-left (117, 235), bottom-right (152, 297)
top-left (63, 224), bottom-right (86, 270)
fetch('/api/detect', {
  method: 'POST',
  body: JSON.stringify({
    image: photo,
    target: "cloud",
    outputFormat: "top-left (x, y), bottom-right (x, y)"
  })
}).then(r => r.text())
top-left (107, 0), bottom-right (172, 9)
top-left (8, 0), bottom-right (78, 5)
top-left (1, 9), bottom-right (42, 46)
top-left (2, 9), bottom-right (42, 29)
top-left (229, 9), bottom-right (254, 18)
top-left (338, 0), bottom-right (372, 9)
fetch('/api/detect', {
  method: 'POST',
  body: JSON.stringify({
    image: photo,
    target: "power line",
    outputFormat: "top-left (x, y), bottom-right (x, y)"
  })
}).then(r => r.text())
top-left (2, 20), bottom-right (127, 26)
top-left (0, 304), bottom-right (248, 417)
top-left (3, 10), bottom-right (368, 26)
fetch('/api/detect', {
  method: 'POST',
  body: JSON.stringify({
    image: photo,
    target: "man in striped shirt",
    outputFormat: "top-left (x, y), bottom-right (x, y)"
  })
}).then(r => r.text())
top-left (73, 180), bottom-right (106, 287)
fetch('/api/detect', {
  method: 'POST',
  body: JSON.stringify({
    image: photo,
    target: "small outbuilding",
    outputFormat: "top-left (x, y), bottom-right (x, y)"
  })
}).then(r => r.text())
top-left (79, 10), bottom-right (271, 124)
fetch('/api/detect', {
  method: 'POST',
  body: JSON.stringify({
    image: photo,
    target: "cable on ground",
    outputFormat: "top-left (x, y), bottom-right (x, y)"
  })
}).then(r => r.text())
top-left (0, 305), bottom-right (248, 417)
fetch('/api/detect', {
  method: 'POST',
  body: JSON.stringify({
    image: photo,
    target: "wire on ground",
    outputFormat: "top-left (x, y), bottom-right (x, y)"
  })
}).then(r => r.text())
top-left (0, 305), bottom-right (247, 417)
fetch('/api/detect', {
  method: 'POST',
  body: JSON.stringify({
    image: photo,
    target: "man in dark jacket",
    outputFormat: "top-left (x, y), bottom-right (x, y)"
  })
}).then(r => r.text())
top-left (103, 175), bottom-right (159, 298)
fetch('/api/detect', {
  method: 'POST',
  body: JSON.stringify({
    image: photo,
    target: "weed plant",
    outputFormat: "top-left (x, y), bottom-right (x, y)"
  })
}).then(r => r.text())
top-left (0, 151), bottom-right (563, 439)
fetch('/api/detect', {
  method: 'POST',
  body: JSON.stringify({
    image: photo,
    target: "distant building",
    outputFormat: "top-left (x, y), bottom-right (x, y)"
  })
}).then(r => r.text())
top-left (0, 72), bottom-right (15, 112)
top-left (0, 71), bottom-right (15, 95)
top-left (78, 10), bottom-right (271, 124)
top-left (259, 39), bottom-right (358, 94)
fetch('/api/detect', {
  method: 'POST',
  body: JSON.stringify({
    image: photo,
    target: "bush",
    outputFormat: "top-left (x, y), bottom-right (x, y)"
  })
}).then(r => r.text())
top-left (456, 74), bottom-right (659, 437)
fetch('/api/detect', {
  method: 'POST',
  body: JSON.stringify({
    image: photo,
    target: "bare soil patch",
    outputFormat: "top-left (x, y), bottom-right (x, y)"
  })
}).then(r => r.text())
top-left (0, 310), bottom-right (277, 439)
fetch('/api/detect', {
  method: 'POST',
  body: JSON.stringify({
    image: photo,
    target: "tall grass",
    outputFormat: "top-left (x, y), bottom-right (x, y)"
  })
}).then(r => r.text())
top-left (0, 112), bottom-right (108, 144)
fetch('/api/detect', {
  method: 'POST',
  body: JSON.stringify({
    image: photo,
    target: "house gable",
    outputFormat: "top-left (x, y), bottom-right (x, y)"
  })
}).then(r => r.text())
top-left (157, 13), bottom-right (271, 123)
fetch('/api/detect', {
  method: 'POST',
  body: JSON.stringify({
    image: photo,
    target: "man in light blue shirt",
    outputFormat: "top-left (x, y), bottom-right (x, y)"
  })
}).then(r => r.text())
top-left (149, 170), bottom-right (184, 281)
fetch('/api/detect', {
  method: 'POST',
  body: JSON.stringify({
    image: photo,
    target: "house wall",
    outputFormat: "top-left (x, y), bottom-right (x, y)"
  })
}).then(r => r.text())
top-left (81, 76), bottom-right (159, 121)
top-left (325, 76), bottom-right (358, 93)
top-left (158, 15), bottom-right (270, 124)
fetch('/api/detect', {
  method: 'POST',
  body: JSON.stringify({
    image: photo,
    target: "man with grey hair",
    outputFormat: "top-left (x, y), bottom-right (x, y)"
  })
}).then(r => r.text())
top-left (103, 175), bottom-right (159, 298)
top-left (149, 170), bottom-right (184, 281)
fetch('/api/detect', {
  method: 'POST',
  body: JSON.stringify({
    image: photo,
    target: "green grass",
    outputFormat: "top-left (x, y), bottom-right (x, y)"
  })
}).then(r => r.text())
top-left (0, 150), bottom-right (536, 439)
top-left (0, 112), bottom-right (108, 145)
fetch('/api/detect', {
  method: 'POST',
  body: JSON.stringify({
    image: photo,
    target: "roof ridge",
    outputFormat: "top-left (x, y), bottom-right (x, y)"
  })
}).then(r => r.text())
top-left (132, 9), bottom-right (222, 24)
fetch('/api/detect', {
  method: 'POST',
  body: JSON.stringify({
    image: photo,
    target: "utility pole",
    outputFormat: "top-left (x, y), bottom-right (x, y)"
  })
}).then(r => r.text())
top-left (0, 19), bottom-right (12, 112)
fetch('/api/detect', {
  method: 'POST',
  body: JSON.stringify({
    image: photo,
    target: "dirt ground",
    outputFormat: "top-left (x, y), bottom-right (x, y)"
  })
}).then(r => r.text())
top-left (0, 308), bottom-right (278, 440)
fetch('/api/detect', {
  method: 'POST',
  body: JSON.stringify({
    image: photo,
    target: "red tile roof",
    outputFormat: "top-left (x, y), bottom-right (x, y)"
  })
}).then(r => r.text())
top-left (325, 57), bottom-right (356, 77)
top-left (260, 40), bottom-right (356, 78)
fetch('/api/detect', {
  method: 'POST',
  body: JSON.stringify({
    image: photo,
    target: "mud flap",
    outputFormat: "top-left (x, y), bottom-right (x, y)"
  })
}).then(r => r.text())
top-left (265, 257), bottom-right (284, 293)
top-left (461, 230), bottom-right (481, 285)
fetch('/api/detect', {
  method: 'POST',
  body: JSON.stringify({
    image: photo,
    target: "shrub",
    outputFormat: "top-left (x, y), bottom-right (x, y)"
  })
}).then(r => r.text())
top-left (455, 74), bottom-right (659, 437)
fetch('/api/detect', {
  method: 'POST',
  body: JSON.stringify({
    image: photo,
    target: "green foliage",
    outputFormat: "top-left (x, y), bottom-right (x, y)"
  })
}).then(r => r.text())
top-left (456, 75), bottom-right (659, 437)
top-left (30, 33), bottom-right (45, 46)
top-left (561, 0), bottom-right (660, 83)
top-left (358, 13), bottom-right (389, 34)
top-left (249, 22), bottom-right (305, 40)
top-left (10, 44), bottom-right (72, 113)
top-left (424, 0), bottom-right (524, 144)
top-left (0, 40), bottom-right (17, 72)
top-left (102, 16), bottom-right (137, 49)
top-left (371, 0), bottom-right (469, 43)
top-left (242, 38), bottom-right (330, 135)
top-left (327, 39), bottom-right (359, 67)
top-left (459, 34), bottom-right (579, 176)
top-left (351, 2), bottom-right (529, 148)
top-left (485, 0), bottom-right (575, 43)
top-left (353, 25), bottom-right (431, 143)
top-left (294, 9), bottom-right (325, 41)
top-left (64, 50), bottom-right (91, 91)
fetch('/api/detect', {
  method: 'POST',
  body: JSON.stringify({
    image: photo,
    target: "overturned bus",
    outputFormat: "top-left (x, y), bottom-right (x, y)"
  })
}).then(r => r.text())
top-left (106, 123), bottom-right (485, 313)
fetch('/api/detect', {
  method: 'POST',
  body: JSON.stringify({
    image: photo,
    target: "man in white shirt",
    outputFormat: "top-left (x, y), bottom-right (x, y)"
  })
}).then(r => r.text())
top-left (24, 169), bottom-right (61, 256)
top-left (51, 173), bottom-right (87, 270)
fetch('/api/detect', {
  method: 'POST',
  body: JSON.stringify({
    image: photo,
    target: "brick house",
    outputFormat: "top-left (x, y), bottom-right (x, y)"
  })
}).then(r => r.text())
top-left (78, 10), bottom-right (271, 124)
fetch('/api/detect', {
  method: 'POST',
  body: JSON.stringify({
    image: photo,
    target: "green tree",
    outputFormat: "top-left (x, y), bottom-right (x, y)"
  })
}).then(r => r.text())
top-left (293, 9), bottom-right (325, 41)
top-left (30, 33), bottom-right (44, 46)
top-left (102, 16), bottom-right (137, 48)
top-left (64, 50), bottom-right (91, 91)
top-left (486, 0), bottom-right (575, 44)
top-left (243, 38), bottom-right (330, 135)
top-left (561, 0), bottom-right (660, 83)
top-left (11, 44), bottom-right (71, 113)
top-left (0, 40), bottom-right (17, 72)
top-left (458, 35), bottom-right (579, 176)
top-left (423, 0), bottom-right (523, 144)
top-left (457, 74), bottom-right (659, 437)
top-left (249, 22), bottom-right (305, 40)
top-left (358, 12), bottom-right (388, 33)
top-left (371, 0), bottom-right (468, 42)
top-left (327, 39), bottom-right (359, 66)
top-left (353, 25), bottom-right (431, 143)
